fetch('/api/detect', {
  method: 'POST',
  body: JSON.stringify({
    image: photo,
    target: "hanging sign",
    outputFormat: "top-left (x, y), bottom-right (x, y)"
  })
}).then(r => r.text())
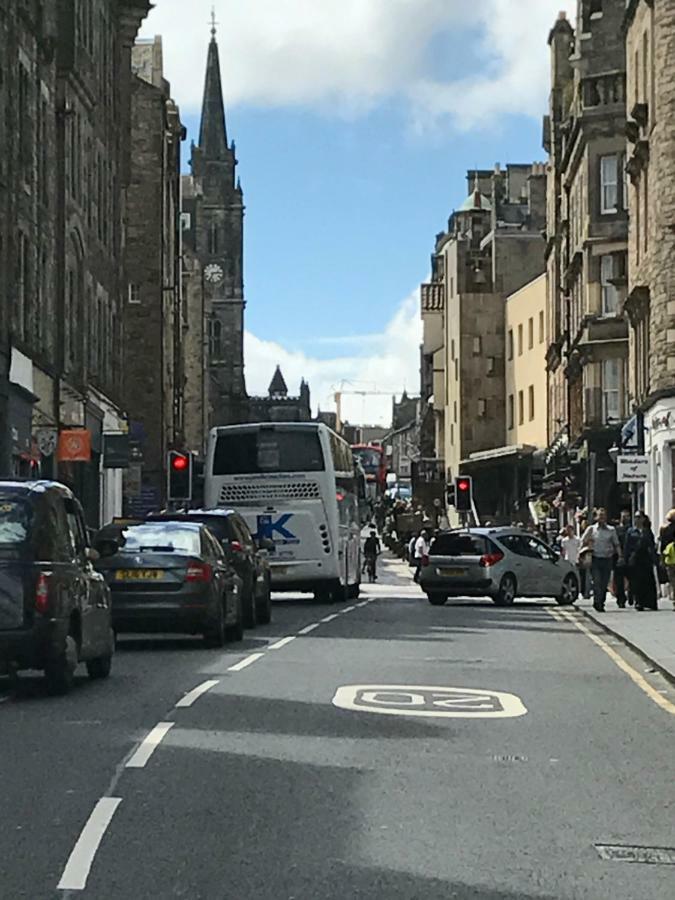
top-left (616, 454), bottom-right (648, 483)
top-left (57, 429), bottom-right (92, 463)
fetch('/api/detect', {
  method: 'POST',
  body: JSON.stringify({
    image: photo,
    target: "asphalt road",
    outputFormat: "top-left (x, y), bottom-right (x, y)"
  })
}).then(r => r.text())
top-left (1, 556), bottom-right (674, 899)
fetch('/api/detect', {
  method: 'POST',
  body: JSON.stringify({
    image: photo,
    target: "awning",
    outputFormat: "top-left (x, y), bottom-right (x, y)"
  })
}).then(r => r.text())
top-left (461, 444), bottom-right (536, 468)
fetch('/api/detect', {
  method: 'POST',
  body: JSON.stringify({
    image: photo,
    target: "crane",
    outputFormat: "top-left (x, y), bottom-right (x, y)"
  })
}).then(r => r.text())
top-left (332, 382), bottom-right (400, 433)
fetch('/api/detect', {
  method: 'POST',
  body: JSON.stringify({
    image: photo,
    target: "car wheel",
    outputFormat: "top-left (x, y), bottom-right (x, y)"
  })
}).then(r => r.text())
top-left (256, 578), bottom-right (272, 625)
top-left (427, 594), bottom-right (448, 606)
top-left (226, 590), bottom-right (244, 642)
top-left (329, 580), bottom-right (348, 603)
top-left (557, 573), bottom-right (579, 606)
top-left (204, 600), bottom-right (226, 648)
top-left (86, 652), bottom-right (112, 680)
top-left (45, 634), bottom-right (79, 695)
top-left (314, 589), bottom-right (331, 603)
top-left (347, 581), bottom-right (360, 600)
top-left (493, 574), bottom-right (517, 607)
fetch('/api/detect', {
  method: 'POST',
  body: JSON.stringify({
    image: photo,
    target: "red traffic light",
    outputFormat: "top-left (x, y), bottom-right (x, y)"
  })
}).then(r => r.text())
top-left (457, 479), bottom-right (471, 491)
top-left (172, 454), bottom-right (189, 471)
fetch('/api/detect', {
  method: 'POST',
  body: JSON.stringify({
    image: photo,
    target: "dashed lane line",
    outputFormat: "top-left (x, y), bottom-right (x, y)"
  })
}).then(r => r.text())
top-left (548, 608), bottom-right (675, 716)
top-left (57, 797), bottom-right (122, 891)
top-left (175, 680), bottom-right (220, 708)
top-left (268, 636), bottom-right (297, 651)
top-left (297, 623), bottom-right (320, 635)
top-left (227, 652), bottom-right (265, 672)
top-left (125, 722), bottom-right (175, 769)
top-left (340, 605), bottom-right (356, 613)
top-left (320, 614), bottom-right (339, 623)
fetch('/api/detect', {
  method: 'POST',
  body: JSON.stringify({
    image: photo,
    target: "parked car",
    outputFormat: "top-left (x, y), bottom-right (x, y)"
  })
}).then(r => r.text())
top-left (147, 509), bottom-right (272, 627)
top-left (0, 480), bottom-right (114, 694)
top-left (95, 520), bottom-right (243, 645)
top-left (420, 528), bottom-right (579, 607)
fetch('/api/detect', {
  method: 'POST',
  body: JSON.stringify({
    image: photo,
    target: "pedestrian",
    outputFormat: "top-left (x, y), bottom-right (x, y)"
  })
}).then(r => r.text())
top-left (413, 529), bottom-right (430, 584)
top-left (613, 509), bottom-right (632, 608)
top-left (659, 509), bottom-right (675, 612)
top-left (624, 512), bottom-right (658, 611)
top-left (407, 532), bottom-right (418, 565)
top-left (559, 524), bottom-right (583, 591)
top-left (581, 508), bottom-right (620, 612)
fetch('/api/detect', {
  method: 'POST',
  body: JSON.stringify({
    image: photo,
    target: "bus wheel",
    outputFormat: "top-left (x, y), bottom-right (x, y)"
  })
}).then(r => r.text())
top-left (330, 580), bottom-right (348, 603)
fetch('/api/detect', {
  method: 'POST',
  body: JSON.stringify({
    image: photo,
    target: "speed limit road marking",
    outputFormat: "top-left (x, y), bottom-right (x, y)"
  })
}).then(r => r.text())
top-left (332, 684), bottom-right (527, 719)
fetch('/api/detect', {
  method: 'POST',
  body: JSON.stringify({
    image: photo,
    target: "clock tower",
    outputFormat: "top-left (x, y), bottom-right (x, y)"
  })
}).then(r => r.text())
top-left (187, 18), bottom-right (247, 426)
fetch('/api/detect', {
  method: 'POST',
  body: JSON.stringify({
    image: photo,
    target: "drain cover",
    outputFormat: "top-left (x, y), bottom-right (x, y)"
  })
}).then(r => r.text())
top-left (595, 844), bottom-right (675, 865)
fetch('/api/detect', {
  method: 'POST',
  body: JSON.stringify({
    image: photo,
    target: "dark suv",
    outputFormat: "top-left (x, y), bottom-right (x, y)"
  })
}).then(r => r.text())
top-left (148, 509), bottom-right (272, 626)
top-left (0, 481), bottom-right (114, 694)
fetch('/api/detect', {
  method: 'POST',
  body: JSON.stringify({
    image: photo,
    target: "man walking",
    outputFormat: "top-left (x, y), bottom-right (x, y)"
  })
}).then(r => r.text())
top-left (413, 529), bottom-right (430, 584)
top-left (581, 509), bottom-right (620, 612)
top-left (613, 509), bottom-right (632, 607)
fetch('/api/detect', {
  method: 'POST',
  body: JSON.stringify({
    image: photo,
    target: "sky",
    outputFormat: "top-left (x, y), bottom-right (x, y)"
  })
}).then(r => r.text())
top-left (139, 0), bottom-right (575, 425)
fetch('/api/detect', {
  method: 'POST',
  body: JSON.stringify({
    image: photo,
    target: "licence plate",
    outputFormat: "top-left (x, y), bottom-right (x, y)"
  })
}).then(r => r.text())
top-left (115, 569), bottom-right (163, 581)
top-left (437, 568), bottom-right (467, 578)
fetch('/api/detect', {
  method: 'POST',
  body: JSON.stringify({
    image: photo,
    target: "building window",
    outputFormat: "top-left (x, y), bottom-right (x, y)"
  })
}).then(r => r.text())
top-left (210, 318), bottom-right (223, 361)
top-left (508, 394), bottom-right (514, 430)
top-left (454, 359), bottom-right (458, 380)
top-left (180, 212), bottom-right (191, 230)
top-left (602, 358), bottom-right (621, 423)
top-left (600, 155), bottom-right (618, 214)
top-left (518, 390), bottom-right (524, 426)
top-left (128, 284), bottom-right (141, 304)
top-left (451, 339), bottom-right (455, 361)
top-left (478, 399), bottom-right (487, 418)
top-left (453, 400), bottom-right (457, 423)
top-left (486, 356), bottom-right (495, 375)
top-left (528, 385), bottom-right (535, 421)
top-left (600, 255), bottom-right (618, 316)
top-left (539, 310), bottom-right (544, 344)
top-left (208, 223), bottom-right (219, 255)
top-left (518, 324), bottom-right (523, 356)
top-left (643, 167), bottom-right (649, 256)
top-left (473, 336), bottom-right (482, 356)
top-left (635, 179), bottom-right (641, 265)
top-left (528, 317), bottom-right (534, 349)
top-left (450, 424), bottom-right (454, 446)
top-left (507, 329), bottom-right (514, 360)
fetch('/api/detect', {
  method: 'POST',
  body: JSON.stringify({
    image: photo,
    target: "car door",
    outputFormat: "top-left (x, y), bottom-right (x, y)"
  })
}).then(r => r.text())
top-left (202, 529), bottom-right (227, 607)
top-left (517, 535), bottom-right (559, 596)
top-left (498, 535), bottom-right (533, 592)
top-left (63, 498), bottom-right (100, 658)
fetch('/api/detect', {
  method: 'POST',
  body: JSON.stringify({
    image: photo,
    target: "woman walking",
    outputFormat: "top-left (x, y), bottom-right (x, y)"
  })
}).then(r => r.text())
top-left (658, 509), bottom-right (675, 611)
top-left (624, 512), bottom-right (658, 611)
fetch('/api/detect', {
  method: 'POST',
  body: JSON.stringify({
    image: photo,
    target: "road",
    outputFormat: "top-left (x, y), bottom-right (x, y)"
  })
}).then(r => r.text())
top-left (1, 556), bottom-right (674, 899)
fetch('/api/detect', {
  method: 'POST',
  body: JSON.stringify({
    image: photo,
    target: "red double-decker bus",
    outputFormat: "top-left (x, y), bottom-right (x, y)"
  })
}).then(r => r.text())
top-left (351, 444), bottom-right (386, 497)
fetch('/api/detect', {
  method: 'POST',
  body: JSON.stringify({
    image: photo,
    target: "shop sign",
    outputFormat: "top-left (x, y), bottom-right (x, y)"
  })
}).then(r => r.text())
top-left (617, 454), bottom-right (648, 483)
top-left (36, 428), bottom-right (58, 457)
top-left (651, 411), bottom-right (672, 432)
top-left (103, 433), bottom-right (130, 469)
top-left (57, 429), bottom-right (91, 463)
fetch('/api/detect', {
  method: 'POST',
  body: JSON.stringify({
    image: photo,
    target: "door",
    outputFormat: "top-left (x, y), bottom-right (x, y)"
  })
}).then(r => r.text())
top-left (517, 535), bottom-right (561, 596)
top-left (63, 498), bottom-right (103, 657)
top-left (202, 530), bottom-right (229, 618)
top-left (497, 535), bottom-right (532, 592)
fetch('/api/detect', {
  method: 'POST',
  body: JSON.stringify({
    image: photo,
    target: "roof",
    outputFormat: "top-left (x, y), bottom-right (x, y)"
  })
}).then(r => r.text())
top-left (459, 190), bottom-right (492, 212)
top-left (268, 366), bottom-right (288, 396)
top-left (198, 32), bottom-right (229, 158)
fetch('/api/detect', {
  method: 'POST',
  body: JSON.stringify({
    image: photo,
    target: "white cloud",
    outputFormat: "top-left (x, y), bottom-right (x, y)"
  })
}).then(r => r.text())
top-left (140, 0), bottom-right (575, 128)
top-left (244, 290), bottom-right (422, 426)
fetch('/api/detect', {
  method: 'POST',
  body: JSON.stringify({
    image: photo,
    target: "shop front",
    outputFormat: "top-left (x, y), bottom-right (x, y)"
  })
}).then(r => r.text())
top-left (644, 397), bottom-right (675, 528)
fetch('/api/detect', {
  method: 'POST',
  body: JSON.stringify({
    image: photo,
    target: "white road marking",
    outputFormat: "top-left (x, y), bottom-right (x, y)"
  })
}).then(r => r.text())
top-left (340, 605), bottom-right (356, 613)
top-left (356, 601), bottom-right (369, 608)
top-left (268, 636), bottom-right (296, 650)
top-left (332, 684), bottom-right (528, 719)
top-left (320, 614), bottom-right (339, 623)
top-left (228, 652), bottom-right (265, 672)
top-left (125, 722), bottom-right (175, 768)
top-left (57, 797), bottom-right (122, 890)
top-left (298, 623), bottom-right (319, 635)
top-left (175, 680), bottom-right (220, 708)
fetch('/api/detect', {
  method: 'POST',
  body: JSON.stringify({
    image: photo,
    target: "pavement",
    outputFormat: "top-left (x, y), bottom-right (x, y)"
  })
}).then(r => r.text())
top-left (577, 591), bottom-right (675, 682)
top-left (1, 554), bottom-right (675, 899)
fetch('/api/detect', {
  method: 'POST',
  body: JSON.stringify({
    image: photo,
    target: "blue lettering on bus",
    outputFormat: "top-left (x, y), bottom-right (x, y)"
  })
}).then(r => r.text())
top-left (257, 514), bottom-right (298, 543)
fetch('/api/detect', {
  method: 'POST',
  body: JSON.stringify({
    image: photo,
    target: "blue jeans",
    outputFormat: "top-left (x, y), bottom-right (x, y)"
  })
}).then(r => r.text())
top-left (591, 557), bottom-right (613, 609)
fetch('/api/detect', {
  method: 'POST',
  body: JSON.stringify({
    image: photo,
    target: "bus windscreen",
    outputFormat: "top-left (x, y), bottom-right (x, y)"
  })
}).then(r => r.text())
top-left (213, 430), bottom-right (325, 475)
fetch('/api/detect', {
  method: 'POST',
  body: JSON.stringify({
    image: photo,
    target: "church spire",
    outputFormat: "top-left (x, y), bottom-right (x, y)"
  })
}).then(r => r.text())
top-left (198, 9), bottom-right (229, 159)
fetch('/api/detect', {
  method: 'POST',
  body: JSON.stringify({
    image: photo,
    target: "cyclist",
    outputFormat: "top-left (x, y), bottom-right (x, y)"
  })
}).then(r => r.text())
top-left (363, 529), bottom-right (381, 582)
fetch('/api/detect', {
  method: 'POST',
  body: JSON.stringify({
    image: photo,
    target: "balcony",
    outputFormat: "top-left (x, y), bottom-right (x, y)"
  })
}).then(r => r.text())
top-left (576, 315), bottom-right (628, 350)
top-left (421, 283), bottom-right (444, 313)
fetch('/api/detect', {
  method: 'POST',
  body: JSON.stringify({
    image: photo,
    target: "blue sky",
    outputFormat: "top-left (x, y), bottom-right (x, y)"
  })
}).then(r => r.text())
top-left (141, 0), bottom-right (574, 423)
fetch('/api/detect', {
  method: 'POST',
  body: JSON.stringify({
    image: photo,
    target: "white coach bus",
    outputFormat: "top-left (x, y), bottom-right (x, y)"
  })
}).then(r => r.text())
top-left (204, 423), bottom-right (361, 601)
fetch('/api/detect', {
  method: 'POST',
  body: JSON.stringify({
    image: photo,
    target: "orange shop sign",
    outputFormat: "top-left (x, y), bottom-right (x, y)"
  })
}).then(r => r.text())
top-left (57, 429), bottom-right (92, 463)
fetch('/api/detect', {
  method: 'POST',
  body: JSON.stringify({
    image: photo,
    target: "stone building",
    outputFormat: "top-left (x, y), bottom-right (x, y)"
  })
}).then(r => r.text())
top-left (0, 1), bottom-right (151, 525)
top-left (182, 24), bottom-right (247, 428)
top-left (247, 367), bottom-right (312, 423)
top-left (123, 36), bottom-right (184, 513)
top-left (543, 4), bottom-right (630, 519)
top-left (420, 164), bottom-right (547, 520)
top-left (625, 0), bottom-right (675, 523)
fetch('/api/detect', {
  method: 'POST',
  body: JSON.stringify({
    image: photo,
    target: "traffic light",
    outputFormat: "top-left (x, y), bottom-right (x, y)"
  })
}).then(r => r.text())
top-left (168, 450), bottom-right (192, 502)
top-left (455, 476), bottom-right (473, 513)
top-left (446, 483), bottom-right (456, 507)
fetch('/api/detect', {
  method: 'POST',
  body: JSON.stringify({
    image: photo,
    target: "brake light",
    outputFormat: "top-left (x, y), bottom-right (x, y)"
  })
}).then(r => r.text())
top-left (35, 573), bottom-right (50, 613)
top-left (230, 540), bottom-right (243, 553)
top-left (185, 561), bottom-right (213, 582)
top-left (479, 552), bottom-right (504, 568)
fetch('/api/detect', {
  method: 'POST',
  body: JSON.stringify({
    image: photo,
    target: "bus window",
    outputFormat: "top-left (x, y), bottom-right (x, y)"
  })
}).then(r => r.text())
top-left (213, 430), bottom-right (325, 475)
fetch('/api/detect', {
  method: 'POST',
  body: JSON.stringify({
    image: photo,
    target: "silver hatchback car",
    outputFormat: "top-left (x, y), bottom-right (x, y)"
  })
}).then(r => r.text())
top-left (420, 528), bottom-right (579, 607)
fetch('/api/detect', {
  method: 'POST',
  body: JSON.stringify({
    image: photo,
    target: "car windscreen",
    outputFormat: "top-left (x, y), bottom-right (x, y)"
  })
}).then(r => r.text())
top-left (0, 499), bottom-right (32, 545)
top-left (118, 524), bottom-right (201, 555)
top-left (431, 533), bottom-right (488, 556)
top-left (213, 430), bottom-right (325, 475)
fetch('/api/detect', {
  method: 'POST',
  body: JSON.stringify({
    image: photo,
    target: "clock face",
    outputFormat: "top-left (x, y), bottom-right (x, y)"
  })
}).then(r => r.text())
top-left (204, 264), bottom-right (224, 284)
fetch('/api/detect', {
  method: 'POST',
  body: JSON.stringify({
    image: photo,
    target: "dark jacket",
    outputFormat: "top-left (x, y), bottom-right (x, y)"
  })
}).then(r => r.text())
top-left (624, 527), bottom-right (657, 567)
